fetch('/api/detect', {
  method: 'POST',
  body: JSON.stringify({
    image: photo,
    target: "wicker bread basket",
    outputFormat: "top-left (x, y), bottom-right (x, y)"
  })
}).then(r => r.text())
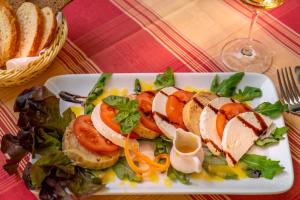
top-left (0, 16), bottom-right (68, 87)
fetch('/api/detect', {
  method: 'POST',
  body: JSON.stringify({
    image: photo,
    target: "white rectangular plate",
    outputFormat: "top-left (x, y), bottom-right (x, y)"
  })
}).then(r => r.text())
top-left (44, 72), bottom-right (294, 195)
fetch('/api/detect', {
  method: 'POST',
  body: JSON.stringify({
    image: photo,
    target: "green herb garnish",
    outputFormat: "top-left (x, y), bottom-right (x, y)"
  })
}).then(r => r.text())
top-left (255, 126), bottom-right (288, 147)
top-left (154, 67), bottom-right (175, 90)
top-left (103, 95), bottom-right (140, 134)
top-left (84, 73), bottom-right (112, 114)
top-left (112, 157), bottom-right (142, 182)
top-left (154, 136), bottom-right (172, 156)
top-left (255, 100), bottom-right (288, 119)
top-left (134, 78), bottom-right (142, 93)
top-left (210, 72), bottom-right (244, 97)
top-left (240, 154), bottom-right (284, 179)
top-left (233, 86), bottom-right (262, 102)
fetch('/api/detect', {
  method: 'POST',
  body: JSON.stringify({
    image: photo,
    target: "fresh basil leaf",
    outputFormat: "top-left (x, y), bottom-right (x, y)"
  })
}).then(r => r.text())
top-left (114, 111), bottom-right (130, 123)
top-left (68, 168), bottom-right (103, 196)
top-left (233, 86), bottom-right (262, 102)
top-left (102, 96), bottom-right (129, 109)
top-left (255, 100), bottom-right (288, 119)
top-left (112, 157), bottom-right (142, 182)
top-left (134, 79), bottom-right (142, 93)
top-left (240, 154), bottom-right (284, 179)
top-left (119, 111), bottom-right (141, 134)
top-left (255, 126), bottom-right (288, 147)
top-left (154, 67), bottom-right (175, 90)
top-left (85, 73), bottom-right (112, 114)
top-left (210, 72), bottom-right (244, 97)
top-left (167, 166), bottom-right (191, 185)
top-left (103, 96), bottom-right (140, 134)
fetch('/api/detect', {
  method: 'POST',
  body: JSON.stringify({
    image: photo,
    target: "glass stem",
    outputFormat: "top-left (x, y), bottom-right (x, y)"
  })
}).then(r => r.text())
top-left (241, 10), bottom-right (260, 56)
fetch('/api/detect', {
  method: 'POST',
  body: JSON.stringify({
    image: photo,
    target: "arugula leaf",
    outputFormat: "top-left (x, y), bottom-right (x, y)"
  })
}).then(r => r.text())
top-left (153, 137), bottom-right (190, 184)
top-left (255, 126), bottom-right (288, 147)
top-left (84, 73), bottom-right (112, 114)
top-left (103, 96), bottom-right (141, 134)
top-left (112, 157), bottom-right (142, 182)
top-left (210, 72), bottom-right (244, 97)
top-left (68, 168), bottom-right (103, 196)
top-left (134, 79), bottom-right (142, 93)
top-left (154, 67), bottom-right (175, 90)
top-left (240, 154), bottom-right (284, 179)
top-left (202, 150), bottom-right (238, 179)
top-left (210, 75), bottom-right (220, 93)
top-left (255, 100), bottom-right (288, 119)
top-left (233, 86), bottom-right (262, 102)
top-left (167, 166), bottom-right (191, 185)
top-left (153, 136), bottom-right (172, 156)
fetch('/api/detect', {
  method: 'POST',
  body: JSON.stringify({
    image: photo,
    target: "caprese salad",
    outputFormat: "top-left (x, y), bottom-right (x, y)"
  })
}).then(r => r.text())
top-left (1, 68), bottom-right (288, 200)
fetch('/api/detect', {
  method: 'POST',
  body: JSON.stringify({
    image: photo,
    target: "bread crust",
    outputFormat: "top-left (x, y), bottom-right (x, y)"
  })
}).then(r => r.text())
top-left (28, 3), bottom-right (43, 56)
top-left (63, 121), bottom-right (120, 170)
top-left (16, 2), bottom-right (43, 57)
top-left (39, 7), bottom-right (57, 51)
top-left (183, 91), bottom-right (218, 135)
top-left (0, 3), bottom-right (18, 67)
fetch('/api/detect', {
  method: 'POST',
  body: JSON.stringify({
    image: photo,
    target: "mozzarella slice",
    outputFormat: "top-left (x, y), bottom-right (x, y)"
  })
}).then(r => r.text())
top-left (91, 103), bottom-right (139, 149)
top-left (199, 97), bottom-right (235, 155)
top-left (152, 87), bottom-right (180, 139)
top-left (222, 111), bottom-right (273, 166)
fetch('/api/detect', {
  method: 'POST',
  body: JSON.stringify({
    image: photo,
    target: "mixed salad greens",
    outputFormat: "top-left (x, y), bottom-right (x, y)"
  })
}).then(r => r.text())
top-left (1, 67), bottom-right (289, 199)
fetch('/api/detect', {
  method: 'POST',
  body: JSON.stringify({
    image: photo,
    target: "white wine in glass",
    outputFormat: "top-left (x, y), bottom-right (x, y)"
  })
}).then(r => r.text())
top-left (221, 0), bottom-right (285, 72)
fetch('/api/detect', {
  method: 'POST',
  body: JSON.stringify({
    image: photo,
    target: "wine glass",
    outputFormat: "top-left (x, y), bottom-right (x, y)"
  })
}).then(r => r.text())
top-left (221, 0), bottom-right (285, 72)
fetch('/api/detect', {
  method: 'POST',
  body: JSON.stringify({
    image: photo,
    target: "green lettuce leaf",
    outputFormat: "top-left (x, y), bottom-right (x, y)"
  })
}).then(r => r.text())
top-left (233, 86), bottom-right (262, 102)
top-left (112, 157), bottom-right (142, 182)
top-left (210, 72), bottom-right (244, 97)
top-left (255, 126), bottom-right (288, 147)
top-left (30, 150), bottom-right (75, 188)
top-left (68, 168), bottom-right (103, 196)
top-left (154, 67), bottom-right (175, 90)
top-left (255, 100), bottom-right (288, 119)
top-left (240, 154), bottom-right (284, 179)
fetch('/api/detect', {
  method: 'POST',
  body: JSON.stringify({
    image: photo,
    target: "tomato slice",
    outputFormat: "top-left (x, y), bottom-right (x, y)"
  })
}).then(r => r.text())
top-left (216, 103), bottom-right (250, 138)
top-left (172, 90), bottom-right (193, 103)
top-left (136, 92), bottom-right (162, 133)
top-left (100, 103), bottom-right (139, 139)
top-left (140, 112), bottom-right (162, 133)
top-left (73, 115), bottom-right (119, 154)
top-left (166, 90), bottom-right (193, 129)
top-left (136, 91), bottom-right (155, 113)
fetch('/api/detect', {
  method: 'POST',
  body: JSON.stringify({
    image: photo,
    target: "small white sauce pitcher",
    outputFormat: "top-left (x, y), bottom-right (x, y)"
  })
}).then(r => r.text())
top-left (170, 128), bottom-right (204, 174)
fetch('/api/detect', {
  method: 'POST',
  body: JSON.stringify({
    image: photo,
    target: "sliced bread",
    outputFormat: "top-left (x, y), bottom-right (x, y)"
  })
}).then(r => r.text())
top-left (38, 7), bottom-right (57, 51)
top-left (6, 0), bottom-right (25, 10)
top-left (30, 0), bottom-right (73, 14)
top-left (16, 2), bottom-right (43, 57)
top-left (0, 2), bottom-right (18, 67)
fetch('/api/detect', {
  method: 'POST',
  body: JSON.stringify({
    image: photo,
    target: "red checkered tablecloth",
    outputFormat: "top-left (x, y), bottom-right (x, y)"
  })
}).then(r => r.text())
top-left (0, 0), bottom-right (299, 199)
